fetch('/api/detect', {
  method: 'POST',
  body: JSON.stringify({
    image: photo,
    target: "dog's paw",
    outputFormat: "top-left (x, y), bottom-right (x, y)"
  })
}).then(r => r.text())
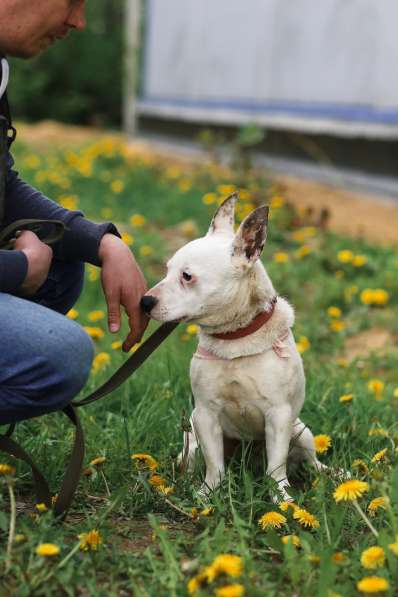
top-left (194, 485), bottom-right (211, 504)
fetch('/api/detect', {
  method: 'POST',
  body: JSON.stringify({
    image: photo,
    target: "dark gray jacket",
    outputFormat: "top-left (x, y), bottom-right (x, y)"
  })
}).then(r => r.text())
top-left (0, 57), bottom-right (120, 294)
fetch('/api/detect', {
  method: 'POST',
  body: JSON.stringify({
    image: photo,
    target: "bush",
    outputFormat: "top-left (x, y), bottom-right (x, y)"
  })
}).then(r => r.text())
top-left (8, 0), bottom-right (124, 126)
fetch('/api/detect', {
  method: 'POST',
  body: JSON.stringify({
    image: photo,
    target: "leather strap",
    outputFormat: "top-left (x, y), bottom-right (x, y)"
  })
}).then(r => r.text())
top-left (0, 218), bottom-right (65, 250)
top-left (0, 321), bottom-right (178, 517)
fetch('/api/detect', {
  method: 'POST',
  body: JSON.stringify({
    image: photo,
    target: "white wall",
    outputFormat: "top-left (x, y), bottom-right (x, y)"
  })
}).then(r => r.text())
top-left (137, 0), bottom-right (398, 138)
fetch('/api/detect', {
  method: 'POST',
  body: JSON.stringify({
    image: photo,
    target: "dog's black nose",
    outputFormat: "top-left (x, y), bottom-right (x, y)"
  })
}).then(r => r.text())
top-left (140, 295), bottom-right (158, 314)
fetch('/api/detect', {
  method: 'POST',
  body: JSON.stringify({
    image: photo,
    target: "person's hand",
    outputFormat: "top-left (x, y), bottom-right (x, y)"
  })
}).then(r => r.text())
top-left (99, 233), bottom-right (149, 352)
top-left (12, 230), bottom-right (53, 296)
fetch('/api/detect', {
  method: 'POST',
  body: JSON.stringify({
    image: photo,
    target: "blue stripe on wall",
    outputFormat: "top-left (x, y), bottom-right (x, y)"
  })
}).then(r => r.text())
top-left (140, 95), bottom-right (398, 125)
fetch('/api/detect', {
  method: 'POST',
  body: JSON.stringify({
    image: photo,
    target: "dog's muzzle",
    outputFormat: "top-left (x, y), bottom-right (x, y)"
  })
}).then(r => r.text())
top-left (140, 295), bottom-right (158, 314)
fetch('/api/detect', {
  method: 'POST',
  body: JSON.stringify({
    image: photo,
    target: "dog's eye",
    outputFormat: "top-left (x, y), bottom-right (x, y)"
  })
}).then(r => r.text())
top-left (182, 272), bottom-right (192, 282)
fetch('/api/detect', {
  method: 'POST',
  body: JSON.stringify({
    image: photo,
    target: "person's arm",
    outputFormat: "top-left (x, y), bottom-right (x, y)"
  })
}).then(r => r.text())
top-left (4, 152), bottom-right (121, 267)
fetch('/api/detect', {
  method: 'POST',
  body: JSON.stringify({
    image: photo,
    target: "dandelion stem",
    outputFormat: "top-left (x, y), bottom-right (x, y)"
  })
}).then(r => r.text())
top-left (352, 499), bottom-right (379, 538)
top-left (322, 504), bottom-right (331, 545)
top-left (163, 496), bottom-right (195, 519)
top-left (100, 470), bottom-right (111, 497)
top-left (5, 480), bottom-right (16, 572)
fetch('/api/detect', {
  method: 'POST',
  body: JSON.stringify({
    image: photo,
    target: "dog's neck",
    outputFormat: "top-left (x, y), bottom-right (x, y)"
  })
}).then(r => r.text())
top-left (196, 263), bottom-right (295, 360)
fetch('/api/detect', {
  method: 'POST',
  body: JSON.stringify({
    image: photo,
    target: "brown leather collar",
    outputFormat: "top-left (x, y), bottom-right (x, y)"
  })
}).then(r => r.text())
top-left (210, 296), bottom-right (277, 340)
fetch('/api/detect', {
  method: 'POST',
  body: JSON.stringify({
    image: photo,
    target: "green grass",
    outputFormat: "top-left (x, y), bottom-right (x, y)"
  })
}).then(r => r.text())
top-left (1, 136), bottom-right (398, 596)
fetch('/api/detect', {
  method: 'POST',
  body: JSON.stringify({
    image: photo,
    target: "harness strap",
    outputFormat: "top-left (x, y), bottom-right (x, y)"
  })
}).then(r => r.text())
top-left (0, 321), bottom-right (178, 517)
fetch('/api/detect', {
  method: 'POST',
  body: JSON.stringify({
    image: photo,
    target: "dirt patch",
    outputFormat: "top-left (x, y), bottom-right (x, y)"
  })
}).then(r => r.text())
top-left (344, 328), bottom-right (398, 361)
top-left (277, 175), bottom-right (398, 248)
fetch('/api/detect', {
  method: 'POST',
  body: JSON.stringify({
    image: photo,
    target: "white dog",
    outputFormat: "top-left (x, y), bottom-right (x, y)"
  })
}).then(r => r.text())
top-left (141, 193), bottom-right (326, 501)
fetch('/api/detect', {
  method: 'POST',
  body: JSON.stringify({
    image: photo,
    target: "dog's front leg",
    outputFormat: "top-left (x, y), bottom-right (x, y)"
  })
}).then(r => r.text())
top-left (192, 406), bottom-right (224, 495)
top-left (265, 405), bottom-right (293, 502)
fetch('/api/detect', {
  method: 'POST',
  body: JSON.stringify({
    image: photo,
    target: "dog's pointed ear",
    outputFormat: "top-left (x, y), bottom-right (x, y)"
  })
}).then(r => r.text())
top-left (207, 192), bottom-right (237, 236)
top-left (231, 205), bottom-right (269, 267)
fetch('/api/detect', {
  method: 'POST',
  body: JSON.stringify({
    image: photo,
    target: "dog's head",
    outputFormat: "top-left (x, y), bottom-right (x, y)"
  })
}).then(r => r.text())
top-left (141, 192), bottom-right (273, 326)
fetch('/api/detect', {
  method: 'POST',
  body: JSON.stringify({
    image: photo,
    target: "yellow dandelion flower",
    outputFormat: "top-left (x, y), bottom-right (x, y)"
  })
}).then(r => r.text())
top-left (215, 584), bottom-right (245, 597)
top-left (352, 255), bottom-right (367, 267)
top-left (393, 387), bottom-right (398, 398)
top-left (337, 250), bottom-right (354, 263)
top-left (129, 214), bottom-right (146, 227)
top-left (164, 165), bottom-right (181, 180)
top-left (339, 393), bottom-right (353, 403)
top-left (90, 456), bottom-right (106, 466)
top-left (388, 536), bottom-right (398, 556)
top-left (331, 551), bottom-right (346, 563)
top-left (35, 503), bottom-right (48, 513)
top-left (187, 566), bottom-right (214, 594)
top-left (149, 474), bottom-right (167, 487)
top-left (279, 501), bottom-right (298, 512)
top-left (212, 554), bottom-right (243, 578)
top-left (352, 459), bottom-right (369, 474)
top-left (282, 535), bottom-right (300, 547)
top-left (327, 306), bottom-right (342, 318)
top-left (0, 463), bottom-right (16, 475)
top-left (200, 507), bottom-right (214, 517)
top-left (368, 497), bottom-right (388, 515)
top-left (296, 336), bottom-right (310, 354)
top-left (361, 546), bottom-right (385, 569)
top-left (330, 320), bottom-right (346, 332)
top-left (273, 251), bottom-right (289, 263)
top-left (308, 554), bottom-right (321, 564)
top-left (293, 508), bottom-right (320, 529)
top-left (217, 184), bottom-right (237, 196)
top-left (202, 192), bottom-right (218, 205)
top-left (295, 245), bottom-right (312, 259)
top-left (367, 379), bottom-right (384, 400)
top-left (36, 543), bottom-right (60, 557)
top-left (83, 326), bottom-right (105, 340)
top-left (67, 308), bottom-right (79, 320)
top-left (178, 179), bottom-right (192, 193)
top-left (110, 179), bottom-right (124, 194)
top-left (368, 427), bottom-right (388, 437)
top-left (92, 352), bottom-right (111, 373)
top-left (314, 434), bottom-right (332, 454)
top-left (121, 232), bottom-right (134, 246)
top-left (360, 289), bottom-right (375, 305)
top-left (371, 448), bottom-right (388, 463)
top-left (258, 511), bottom-right (287, 530)
top-left (14, 534), bottom-right (27, 543)
top-left (59, 195), bottom-right (78, 210)
top-left (139, 245), bottom-right (154, 257)
top-left (131, 453), bottom-right (158, 470)
top-left (357, 576), bottom-right (389, 593)
top-left (270, 195), bottom-right (285, 209)
top-left (333, 479), bottom-right (369, 502)
top-left (186, 324), bottom-right (199, 335)
top-left (372, 289), bottom-right (389, 306)
top-left (78, 529), bottom-right (102, 551)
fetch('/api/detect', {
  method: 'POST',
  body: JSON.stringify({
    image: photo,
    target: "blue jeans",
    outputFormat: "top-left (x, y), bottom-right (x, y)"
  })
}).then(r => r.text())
top-left (0, 259), bottom-right (94, 425)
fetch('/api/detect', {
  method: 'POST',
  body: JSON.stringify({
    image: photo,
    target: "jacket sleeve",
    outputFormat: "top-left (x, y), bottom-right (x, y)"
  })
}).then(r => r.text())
top-left (3, 153), bottom-right (121, 266)
top-left (0, 248), bottom-right (28, 293)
